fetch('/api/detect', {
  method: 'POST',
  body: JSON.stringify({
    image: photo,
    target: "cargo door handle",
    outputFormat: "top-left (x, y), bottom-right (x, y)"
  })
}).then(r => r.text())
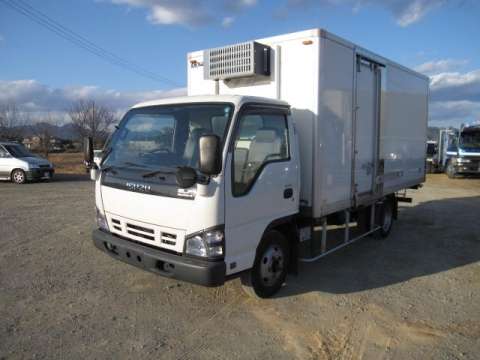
top-left (283, 188), bottom-right (293, 199)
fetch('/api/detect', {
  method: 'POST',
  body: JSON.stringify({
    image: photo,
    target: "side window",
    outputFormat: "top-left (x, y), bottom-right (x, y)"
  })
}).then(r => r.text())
top-left (0, 146), bottom-right (8, 158)
top-left (232, 110), bottom-right (289, 196)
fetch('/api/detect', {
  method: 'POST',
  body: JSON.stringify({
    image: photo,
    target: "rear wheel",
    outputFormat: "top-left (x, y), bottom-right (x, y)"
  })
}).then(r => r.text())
top-left (376, 198), bottom-right (394, 238)
top-left (11, 169), bottom-right (26, 184)
top-left (241, 230), bottom-right (289, 298)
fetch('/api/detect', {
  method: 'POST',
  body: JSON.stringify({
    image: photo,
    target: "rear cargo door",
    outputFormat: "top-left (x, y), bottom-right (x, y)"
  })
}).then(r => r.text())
top-left (354, 57), bottom-right (380, 196)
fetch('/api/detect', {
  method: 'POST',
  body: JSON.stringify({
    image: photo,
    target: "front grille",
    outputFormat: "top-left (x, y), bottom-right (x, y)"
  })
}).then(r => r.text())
top-left (106, 213), bottom-right (184, 253)
top-left (161, 232), bottom-right (177, 246)
top-left (39, 165), bottom-right (50, 168)
top-left (127, 223), bottom-right (154, 234)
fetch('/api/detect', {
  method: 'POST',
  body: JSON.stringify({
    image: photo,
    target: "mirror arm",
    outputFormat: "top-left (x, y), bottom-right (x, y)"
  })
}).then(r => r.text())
top-left (197, 173), bottom-right (211, 185)
top-left (84, 160), bottom-right (98, 170)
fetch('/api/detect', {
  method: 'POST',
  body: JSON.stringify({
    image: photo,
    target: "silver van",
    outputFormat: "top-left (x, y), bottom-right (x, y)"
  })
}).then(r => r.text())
top-left (0, 142), bottom-right (54, 184)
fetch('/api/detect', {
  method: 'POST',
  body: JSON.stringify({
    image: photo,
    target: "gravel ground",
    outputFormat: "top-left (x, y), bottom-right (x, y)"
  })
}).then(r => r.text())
top-left (0, 174), bottom-right (479, 359)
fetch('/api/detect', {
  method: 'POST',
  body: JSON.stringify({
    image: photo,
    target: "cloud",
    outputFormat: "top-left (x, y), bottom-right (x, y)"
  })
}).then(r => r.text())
top-left (430, 69), bottom-right (480, 102)
top-left (109, 0), bottom-right (257, 27)
top-left (224, 0), bottom-right (257, 11)
top-left (0, 79), bottom-right (186, 121)
top-left (282, 0), bottom-right (452, 26)
top-left (429, 100), bottom-right (480, 127)
top-left (390, 0), bottom-right (445, 27)
top-left (221, 16), bottom-right (235, 28)
top-left (109, 0), bottom-right (212, 26)
top-left (415, 59), bottom-right (468, 75)
top-left (424, 68), bottom-right (480, 126)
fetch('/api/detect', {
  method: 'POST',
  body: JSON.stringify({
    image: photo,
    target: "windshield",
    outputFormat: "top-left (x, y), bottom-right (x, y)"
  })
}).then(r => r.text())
top-left (103, 103), bottom-right (234, 171)
top-left (5, 144), bottom-right (35, 158)
top-left (459, 130), bottom-right (480, 150)
top-left (426, 143), bottom-right (436, 156)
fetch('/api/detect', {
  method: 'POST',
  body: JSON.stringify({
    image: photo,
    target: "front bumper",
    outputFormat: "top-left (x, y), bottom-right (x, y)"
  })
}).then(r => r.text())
top-left (27, 168), bottom-right (54, 180)
top-left (453, 164), bottom-right (480, 174)
top-left (92, 229), bottom-right (226, 287)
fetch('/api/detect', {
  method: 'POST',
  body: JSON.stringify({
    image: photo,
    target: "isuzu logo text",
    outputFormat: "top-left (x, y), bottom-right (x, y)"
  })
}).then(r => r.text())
top-left (125, 182), bottom-right (151, 193)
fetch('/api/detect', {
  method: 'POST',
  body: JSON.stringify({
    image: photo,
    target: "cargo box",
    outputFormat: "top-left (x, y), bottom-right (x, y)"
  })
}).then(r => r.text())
top-left (188, 29), bottom-right (429, 218)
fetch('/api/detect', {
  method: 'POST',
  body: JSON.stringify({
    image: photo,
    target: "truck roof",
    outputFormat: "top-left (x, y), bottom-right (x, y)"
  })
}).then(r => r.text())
top-left (189, 28), bottom-right (428, 82)
top-left (132, 95), bottom-right (289, 110)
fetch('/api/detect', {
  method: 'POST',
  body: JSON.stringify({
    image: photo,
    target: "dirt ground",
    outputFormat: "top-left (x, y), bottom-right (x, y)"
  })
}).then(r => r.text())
top-left (0, 174), bottom-right (479, 359)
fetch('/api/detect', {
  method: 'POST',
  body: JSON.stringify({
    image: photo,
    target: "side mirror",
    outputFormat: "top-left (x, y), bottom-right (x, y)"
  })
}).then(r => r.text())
top-left (84, 137), bottom-right (94, 168)
top-left (199, 134), bottom-right (221, 176)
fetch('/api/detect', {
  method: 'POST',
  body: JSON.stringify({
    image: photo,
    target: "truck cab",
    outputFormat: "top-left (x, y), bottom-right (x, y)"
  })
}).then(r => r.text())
top-left (425, 140), bottom-right (438, 173)
top-left (91, 95), bottom-right (299, 297)
top-left (444, 125), bottom-right (480, 178)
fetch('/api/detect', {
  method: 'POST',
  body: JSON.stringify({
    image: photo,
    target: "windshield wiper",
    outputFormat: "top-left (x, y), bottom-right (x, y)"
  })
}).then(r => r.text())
top-left (123, 161), bottom-right (145, 168)
top-left (142, 167), bottom-right (176, 178)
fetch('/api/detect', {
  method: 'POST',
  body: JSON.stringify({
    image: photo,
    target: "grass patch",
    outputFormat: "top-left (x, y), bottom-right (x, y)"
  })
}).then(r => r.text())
top-left (47, 153), bottom-right (86, 174)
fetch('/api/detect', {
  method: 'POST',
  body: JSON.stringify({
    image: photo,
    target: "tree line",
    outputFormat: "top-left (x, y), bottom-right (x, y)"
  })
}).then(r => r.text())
top-left (0, 100), bottom-right (118, 156)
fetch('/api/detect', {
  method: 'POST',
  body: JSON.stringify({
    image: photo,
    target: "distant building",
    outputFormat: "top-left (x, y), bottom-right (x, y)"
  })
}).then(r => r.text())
top-left (22, 136), bottom-right (66, 152)
top-left (22, 136), bottom-right (42, 150)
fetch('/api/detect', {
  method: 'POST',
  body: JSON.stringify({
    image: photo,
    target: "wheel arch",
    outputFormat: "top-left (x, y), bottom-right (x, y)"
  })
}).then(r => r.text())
top-left (263, 215), bottom-right (299, 274)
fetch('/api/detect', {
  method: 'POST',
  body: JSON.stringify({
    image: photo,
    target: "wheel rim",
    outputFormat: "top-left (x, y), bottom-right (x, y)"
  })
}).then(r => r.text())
top-left (13, 171), bottom-right (24, 183)
top-left (447, 163), bottom-right (454, 176)
top-left (383, 203), bottom-right (393, 232)
top-left (259, 245), bottom-right (285, 287)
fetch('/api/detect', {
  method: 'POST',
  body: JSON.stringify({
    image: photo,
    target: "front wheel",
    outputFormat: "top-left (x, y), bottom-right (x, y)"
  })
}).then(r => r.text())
top-left (11, 169), bottom-right (26, 184)
top-left (241, 230), bottom-right (289, 298)
top-left (446, 162), bottom-right (457, 179)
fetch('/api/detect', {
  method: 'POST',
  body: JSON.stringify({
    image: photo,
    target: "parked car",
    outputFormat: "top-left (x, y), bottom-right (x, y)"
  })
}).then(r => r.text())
top-left (0, 142), bottom-right (54, 184)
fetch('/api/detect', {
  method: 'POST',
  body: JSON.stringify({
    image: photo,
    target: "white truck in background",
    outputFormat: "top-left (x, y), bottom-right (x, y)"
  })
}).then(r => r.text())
top-left (425, 140), bottom-right (438, 173)
top-left (428, 126), bottom-right (480, 177)
top-left (443, 125), bottom-right (480, 178)
top-left (85, 29), bottom-right (429, 298)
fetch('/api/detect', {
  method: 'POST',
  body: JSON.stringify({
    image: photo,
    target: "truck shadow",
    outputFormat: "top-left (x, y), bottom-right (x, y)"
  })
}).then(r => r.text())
top-left (279, 195), bottom-right (480, 297)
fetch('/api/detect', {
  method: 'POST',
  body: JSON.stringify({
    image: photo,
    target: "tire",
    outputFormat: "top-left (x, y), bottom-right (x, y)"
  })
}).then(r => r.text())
top-left (446, 162), bottom-right (456, 179)
top-left (376, 198), bottom-right (394, 239)
top-left (11, 169), bottom-right (26, 184)
top-left (241, 230), bottom-right (289, 298)
top-left (426, 162), bottom-right (432, 174)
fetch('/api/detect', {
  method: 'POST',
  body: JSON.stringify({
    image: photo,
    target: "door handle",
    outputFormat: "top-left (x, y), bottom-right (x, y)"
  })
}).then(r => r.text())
top-left (283, 188), bottom-right (293, 199)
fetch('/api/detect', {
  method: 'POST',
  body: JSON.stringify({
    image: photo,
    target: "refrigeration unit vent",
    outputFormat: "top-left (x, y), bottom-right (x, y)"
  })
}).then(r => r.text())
top-left (204, 41), bottom-right (271, 80)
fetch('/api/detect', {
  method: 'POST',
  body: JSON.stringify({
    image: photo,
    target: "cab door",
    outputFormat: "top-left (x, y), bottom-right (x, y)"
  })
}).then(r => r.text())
top-left (224, 105), bottom-right (299, 274)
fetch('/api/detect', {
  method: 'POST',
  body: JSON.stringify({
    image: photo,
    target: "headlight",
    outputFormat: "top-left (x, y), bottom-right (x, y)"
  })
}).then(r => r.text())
top-left (28, 164), bottom-right (40, 169)
top-left (96, 207), bottom-right (109, 231)
top-left (457, 158), bottom-right (471, 163)
top-left (185, 228), bottom-right (224, 259)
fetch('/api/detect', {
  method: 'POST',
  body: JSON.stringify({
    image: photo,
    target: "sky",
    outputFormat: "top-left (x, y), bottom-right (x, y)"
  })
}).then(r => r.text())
top-left (0, 0), bottom-right (479, 127)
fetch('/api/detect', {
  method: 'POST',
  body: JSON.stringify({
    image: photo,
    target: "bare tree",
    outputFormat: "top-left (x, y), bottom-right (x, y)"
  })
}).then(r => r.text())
top-left (0, 102), bottom-right (28, 141)
top-left (68, 100), bottom-right (117, 148)
top-left (32, 113), bottom-right (58, 158)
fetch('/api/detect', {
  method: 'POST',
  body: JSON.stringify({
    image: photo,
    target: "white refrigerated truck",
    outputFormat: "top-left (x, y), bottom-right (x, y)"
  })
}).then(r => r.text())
top-left (86, 29), bottom-right (429, 297)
